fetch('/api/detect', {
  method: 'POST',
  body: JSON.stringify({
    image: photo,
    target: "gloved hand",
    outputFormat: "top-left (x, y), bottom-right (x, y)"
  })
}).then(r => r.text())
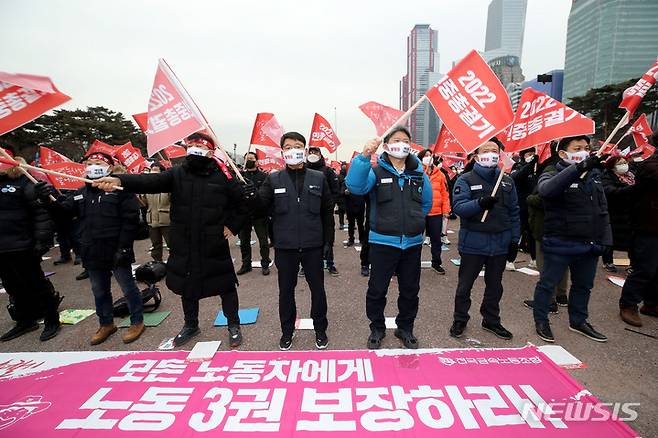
top-left (113, 248), bottom-right (134, 268)
top-left (33, 241), bottom-right (50, 257)
top-left (34, 181), bottom-right (57, 202)
top-left (576, 154), bottom-right (606, 172)
top-left (478, 196), bottom-right (499, 210)
top-left (241, 180), bottom-right (257, 200)
top-left (507, 242), bottom-right (519, 263)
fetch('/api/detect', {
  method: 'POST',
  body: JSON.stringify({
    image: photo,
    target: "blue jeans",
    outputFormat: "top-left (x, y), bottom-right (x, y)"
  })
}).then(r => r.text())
top-left (88, 266), bottom-right (144, 326)
top-left (533, 251), bottom-right (598, 326)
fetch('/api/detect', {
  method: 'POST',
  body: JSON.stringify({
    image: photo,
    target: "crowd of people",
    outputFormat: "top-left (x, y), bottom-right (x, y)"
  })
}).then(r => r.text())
top-left (1, 126), bottom-right (656, 351)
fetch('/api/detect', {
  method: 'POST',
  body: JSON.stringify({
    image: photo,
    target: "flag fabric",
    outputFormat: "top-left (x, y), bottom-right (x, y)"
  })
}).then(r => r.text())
top-left (627, 113), bottom-right (653, 149)
top-left (42, 162), bottom-right (85, 190)
top-left (250, 113), bottom-right (281, 148)
top-left (498, 150), bottom-right (516, 173)
top-left (159, 159), bottom-right (172, 169)
top-left (619, 58), bottom-right (658, 117)
top-left (598, 140), bottom-right (617, 156)
top-left (145, 60), bottom-right (205, 157)
top-left (504, 88), bottom-right (595, 152)
top-left (409, 143), bottom-right (425, 156)
top-left (86, 140), bottom-right (117, 157)
top-left (132, 112), bottom-right (148, 132)
top-left (536, 142), bottom-right (552, 164)
top-left (629, 143), bottom-right (656, 161)
top-left (114, 142), bottom-right (146, 174)
top-left (39, 146), bottom-right (71, 166)
top-left (254, 145), bottom-right (285, 172)
top-left (358, 101), bottom-right (406, 136)
top-left (431, 125), bottom-right (466, 154)
top-left (261, 115), bottom-right (285, 146)
top-left (309, 113), bottom-right (340, 153)
top-left (425, 50), bottom-right (514, 154)
top-left (0, 72), bottom-right (71, 136)
top-left (163, 144), bottom-right (186, 159)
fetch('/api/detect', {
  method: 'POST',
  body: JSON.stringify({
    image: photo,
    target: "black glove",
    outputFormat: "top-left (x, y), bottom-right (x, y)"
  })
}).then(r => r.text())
top-left (113, 248), bottom-right (134, 268)
top-left (34, 181), bottom-right (57, 202)
top-left (33, 241), bottom-right (50, 257)
top-left (576, 154), bottom-right (605, 172)
top-left (507, 242), bottom-right (519, 263)
top-left (478, 196), bottom-right (499, 210)
top-left (241, 181), bottom-right (257, 200)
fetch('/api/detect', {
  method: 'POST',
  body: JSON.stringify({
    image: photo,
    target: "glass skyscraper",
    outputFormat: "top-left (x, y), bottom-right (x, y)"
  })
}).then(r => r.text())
top-left (483, 0), bottom-right (528, 63)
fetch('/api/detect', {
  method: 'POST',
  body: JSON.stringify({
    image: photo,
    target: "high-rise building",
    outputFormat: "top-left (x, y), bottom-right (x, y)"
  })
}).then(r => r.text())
top-left (523, 70), bottom-right (564, 101)
top-left (483, 0), bottom-right (528, 62)
top-left (563, 0), bottom-right (658, 102)
top-left (488, 55), bottom-right (525, 88)
top-left (399, 24), bottom-right (440, 147)
top-left (506, 82), bottom-right (524, 111)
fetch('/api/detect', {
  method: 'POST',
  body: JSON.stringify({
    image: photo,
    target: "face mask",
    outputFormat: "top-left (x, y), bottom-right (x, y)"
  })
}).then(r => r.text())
top-left (283, 149), bottom-right (305, 166)
top-left (563, 150), bottom-right (589, 165)
top-left (525, 155), bottom-right (535, 163)
top-left (422, 156), bottom-right (432, 166)
top-left (186, 146), bottom-right (209, 157)
top-left (86, 164), bottom-right (110, 179)
top-left (386, 142), bottom-right (410, 159)
top-left (245, 159), bottom-right (256, 169)
top-left (614, 164), bottom-right (629, 174)
top-left (307, 154), bottom-right (321, 164)
top-left (477, 152), bottom-right (499, 168)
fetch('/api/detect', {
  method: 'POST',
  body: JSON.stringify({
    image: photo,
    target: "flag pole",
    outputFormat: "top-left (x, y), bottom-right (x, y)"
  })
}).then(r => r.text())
top-left (379, 95), bottom-right (427, 142)
top-left (580, 111), bottom-right (629, 179)
top-left (480, 169), bottom-right (505, 223)
top-left (0, 149), bottom-right (57, 201)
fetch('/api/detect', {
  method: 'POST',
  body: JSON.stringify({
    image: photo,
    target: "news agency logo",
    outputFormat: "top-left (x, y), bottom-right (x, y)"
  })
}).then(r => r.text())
top-left (520, 401), bottom-right (640, 425)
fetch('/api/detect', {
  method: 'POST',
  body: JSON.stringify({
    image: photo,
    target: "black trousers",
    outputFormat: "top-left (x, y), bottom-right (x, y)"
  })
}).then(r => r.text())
top-left (347, 208), bottom-right (366, 243)
top-left (181, 288), bottom-right (240, 329)
top-left (425, 215), bottom-right (443, 266)
top-left (366, 243), bottom-right (422, 332)
top-left (620, 234), bottom-right (658, 308)
top-left (360, 221), bottom-right (371, 268)
top-left (0, 250), bottom-right (60, 325)
top-left (56, 217), bottom-right (80, 259)
top-left (239, 217), bottom-right (271, 267)
top-left (453, 253), bottom-right (507, 325)
top-left (275, 247), bottom-right (328, 336)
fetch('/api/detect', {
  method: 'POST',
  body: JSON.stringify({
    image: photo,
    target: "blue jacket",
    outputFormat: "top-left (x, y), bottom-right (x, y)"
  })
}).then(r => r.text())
top-left (453, 163), bottom-right (521, 256)
top-left (346, 153), bottom-right (433, 249)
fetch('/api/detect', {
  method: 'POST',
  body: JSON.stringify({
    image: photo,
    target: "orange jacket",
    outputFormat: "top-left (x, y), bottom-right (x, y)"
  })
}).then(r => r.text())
top-left (425, 166), bottom-right (451, 216)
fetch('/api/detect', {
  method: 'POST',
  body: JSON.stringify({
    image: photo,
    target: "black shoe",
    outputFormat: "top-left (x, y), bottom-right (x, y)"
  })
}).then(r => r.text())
top-left (569, 322), bottom-right (607, 342)
top-left (74, 256), bottom-right (81, 265)
top-left (481, 320), bottom-right (513, 340)
top-left (449, 321), bottom-right (466, 338)
top-left (523, 299), bottom-right (558, 314)
top-left (174, 326), bottom-right (200, 347)
top-left (262, 266), bottom-right (270, 276)
top-left (228, 326), bottom-right (242, 348)
top-left (236, 265), bottom-right (252, 275)
top-left (535, 322), bottom-right (555, 343)
top-left (327, 265), bottom-right (339, 276)
top-left (394, 328), bottom-right (418, 349)
top-left (298, 268), bottom-right (305, 277)
top-left (0, 321), bottom-right (39, 342)
top-left (367, 330), bottom-right (385, 349)
top-left (279, 333), bottom-right (294, 351)
top-left (75, 270), bottom-right (89, 281)
top-left (315, 332), bottom-right (328, 350)
top-left (603, 263), bottom-right (617, 273)
top-left (431, 264), bottom-right (446, 275)
top-left (345, 239), bottom-right (354, 247)
top-left (53, 256), bottom-right (72, 265)
top-left (40, 322), bottom-right (61, 341)
top-left (360, 266), bottom-right (370, 277)
top-left (556, 295), bottom-right (568, 307)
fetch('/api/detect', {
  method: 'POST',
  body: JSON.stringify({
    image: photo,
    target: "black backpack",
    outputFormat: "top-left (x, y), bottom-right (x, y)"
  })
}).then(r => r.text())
top-left (112, 261), bottom-right (167, 317)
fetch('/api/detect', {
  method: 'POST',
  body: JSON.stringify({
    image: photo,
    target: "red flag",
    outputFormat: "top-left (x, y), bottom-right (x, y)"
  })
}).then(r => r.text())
top-left (619, 58), bottom-right (658, 117)
top-left (409, 143), bottom-right (425, 156)
top-left (431, 125), bottom-right (466, 154)
top-left (440, 153), bottom-right (468, 169)
top-left (132, 112), bottom-right (148, 132)
top-left (498, 151), bottom-right (515, 173)
top-left (309, 113), bottom-right (340, 153)
top-left (359, 101), bottom-right (406, 136)
top-left (261, 115), bottom-right (285, 146)
top-left (39, 146), bottom-right (71, 166)
top-left (536, 142), bottom-right (552, 164)
top-left (145, 60), bottom-right (205, 157)
top-left (250, 113), bottom-right (281, 148)
top-left (598, 140), bottom-right (617, 156)
top-left (627, 114), bottom-right (653, 148)
top-left (254, 145), bottom-right (285, 172)
top-left (163, 144), bottom-right (186, 159)
top-left (425, 50), bottom-right (513, 154)
top-left (0, 72), bottom-right (71, 136)
top-left (86, 140), bottom-right (117, 157)
top-left (42, 162), bottom-right (86, 190)
top-left (115, 142), bottom-right (146, 174)
top-left (504, 88), bottom-right (594, 152)
top-left (159, 159), bottom-right (172, 169)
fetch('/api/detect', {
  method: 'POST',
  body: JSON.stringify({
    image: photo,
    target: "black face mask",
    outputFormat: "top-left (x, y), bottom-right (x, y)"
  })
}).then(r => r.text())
top-left (185, 154), bottom-right (212, 171)
top-left (245, 159), bottom-right (257, 169)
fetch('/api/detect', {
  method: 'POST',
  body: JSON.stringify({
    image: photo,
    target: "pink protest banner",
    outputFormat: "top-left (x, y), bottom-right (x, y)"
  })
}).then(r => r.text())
top-left (0, 347), bottom-right (636, 437)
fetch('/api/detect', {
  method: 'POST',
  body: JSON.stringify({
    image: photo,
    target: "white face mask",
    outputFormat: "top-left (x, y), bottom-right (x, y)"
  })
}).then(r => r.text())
top-left (477, 152), bottom-right (499, 168)
top-left (524, 155), bottom-right (535, 163)
top-left (386, 142), bottom-right (410, 159)
top-left (614, 164), bottom-right (629, 174)
top-left (563, 150), bottom-right (589, 165)
top-left (422, 156), bottom-right (432, 166)
top-left (186, 146), bottom-right (209, 157)
top-left (283, 149), bottom-right (305, 166)
top-left (86, 164), bottom-right (110, 179)
top-left (307, 153), bottom-right (321, 164)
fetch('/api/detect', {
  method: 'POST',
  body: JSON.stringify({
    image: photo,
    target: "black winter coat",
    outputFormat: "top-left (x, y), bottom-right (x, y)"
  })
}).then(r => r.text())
top-left (630, 153), bottom-right (658, 235)
top-left (307, 156), bottom-right (340, 205)
top-left (118, 158), bottom-right (248, 300)
top-left (601, 169), bottom-right (635, 250)
top-left (0, 174), bottom-right (54, 253)
top-left (242, 168), bottom-right (268, 219)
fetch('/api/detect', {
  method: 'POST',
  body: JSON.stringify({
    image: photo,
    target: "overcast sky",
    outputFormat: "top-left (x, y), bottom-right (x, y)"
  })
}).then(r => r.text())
top-left (1, 0), bottom-right (571, 160)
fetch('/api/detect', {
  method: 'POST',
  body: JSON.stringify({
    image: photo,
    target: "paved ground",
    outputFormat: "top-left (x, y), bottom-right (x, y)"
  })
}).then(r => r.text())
top-left (1, 218), bottom-right (656, 436)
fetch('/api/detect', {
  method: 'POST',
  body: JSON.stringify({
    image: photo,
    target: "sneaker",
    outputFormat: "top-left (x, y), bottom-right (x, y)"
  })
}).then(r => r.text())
top-left (441, 235), bottom-right (451, 245)
top-left (262, 266), bottom-right (270, 276)
top-left (345, 239), bottom-right (354, 247)
top-left (75, 270), bottom-right (89, 281)
top-left (298, 268), bottom-right (305, 277)
top-left (620, 306), bottom-right (642, 327)
top-left (505, 262), bottom-right (516, 271)
top-left (367, 330), bottom-right (385, 349)
top-left (431, 264), bottom-right (446, 275)
top-left (228, 326), bottom-right (242, 348)
top-left (640, 304), bottom-right (658, 318)
top-left (360, 266), bottom-right (370, 277)
top-left (53, 256), bottom-right (72, 265)
top-left (173, 325), bottom-right (200, 347)
top-left (0, 321), bottom-right (39, 342)
top-left (481, 320), bottom-right (513, 340)
top-left (394, 328), bottom-right (418, 349)
top-left (527, 259), bottom-right (537, 269)
top-left (327, 265), bottom-right (339, 276)
top-left (449, 321), bottom-right (467, 338)
top-left (569, 322), bottom-right (607, 342)
top-left (603, 263), bottom-right (617, 273)
top-left (523, 299), bottom-right (558, 314)
top-left (122, 322), bottom-right (145, 344)
top-left (279, 333), bottom-right (294, 351)
top-left (556, 295), bottom-right (568, 307)
top-left (315, 332), bottom-right (328, 350)
top-left (90, 324), bottom-right (118, 345)
top-left (423, 237), bottom-right (430, 246)
top-left (236, 264), bottom-right (252, 275)
top-left (40, 322), bottom-right (61, 341)
top-left (535, 322), bottom-right (555, 343)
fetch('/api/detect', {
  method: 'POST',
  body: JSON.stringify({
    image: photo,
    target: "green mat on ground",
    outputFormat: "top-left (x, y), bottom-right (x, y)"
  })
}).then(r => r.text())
top-left (118, 311), bottom-right (171, 328)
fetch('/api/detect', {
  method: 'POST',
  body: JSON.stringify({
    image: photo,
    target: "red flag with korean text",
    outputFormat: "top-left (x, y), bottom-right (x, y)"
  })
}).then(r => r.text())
top-left (39, 146), bottom-right (71, 166)
top-left (359, 101), bottom-right (406, 136)
top-left (114, 142), bottom-right (146, 174)
top-left (0, 72), bottom-right (71, 136)
top-left (163, 144), bottom-right (186, 159)
top-left (498, 151), bottom-right (516, 173)
top-left (254, 145), bottom-right (285, 172)
top-left (431, 125), bottom-right (466, 154)
top-left (86, 140), bottom-right (117, 157)
top-left (132, 112), bottom-right (148, 132)
top-left (146, 60), bottom-right (204, 157)
top-left (42, 162), bottom-right (85, 190)
top-left (309, 113), bottom-right (340, 153)
top-left (537, 142), bottom-right (552, 164)
top-left (504, 88), bottom-right (594, 153)
top-left (250, 113), bottom-right (281, 148)
top-left (619, 58), bottom-right (658, 118)
top-left (425, 50), bottom-right (514, 154)
top-left (627, 114), bottom-right (653, 148)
